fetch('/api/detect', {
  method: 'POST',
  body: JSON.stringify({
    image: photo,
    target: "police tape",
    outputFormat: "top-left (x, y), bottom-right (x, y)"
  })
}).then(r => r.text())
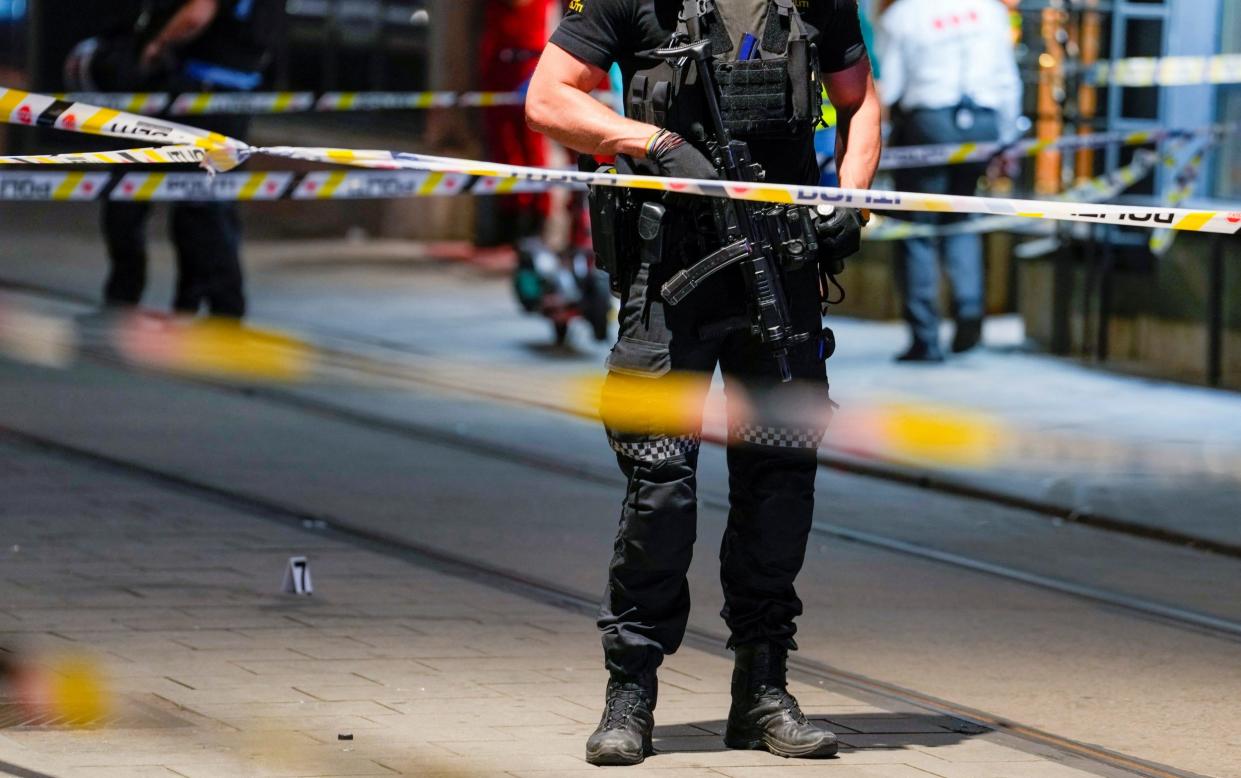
top-left (865, 149), bottom-right (1161, 242)
top-left (5, 88), bottom-right (1239, 234)
top-left (0, 172), bottom-right (111, 201)
top-left (877, 123), bottom-right (1227, 170)
top-left (1086, 53), bottom-right (1241, 88)
top-left (48, 54), bottom-right (1241, 116)
top-left (0, 145), bottom-right (212, 168)
top-left (257, 146), bottom-right (1241, 235)
top-left (1150, 140), bottom-right (1213, 256)
top-left (0, 169), bottom-right (562, 202)
top-left (56, 89), bottom-right (619, 116)
top-left (0, 87), bottom-right (246, 155)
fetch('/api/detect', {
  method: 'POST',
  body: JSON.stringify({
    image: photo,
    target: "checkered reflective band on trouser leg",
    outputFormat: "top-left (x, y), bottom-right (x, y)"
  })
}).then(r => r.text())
top-left (729, 423), bottom-right (827, 450)
top-left (607, 433), bottom-right (702, 464)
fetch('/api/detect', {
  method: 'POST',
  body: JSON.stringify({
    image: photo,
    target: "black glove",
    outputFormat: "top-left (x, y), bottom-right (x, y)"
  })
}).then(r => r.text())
top-left (816, 207), bottom-right (865, 274)
top-left (645, 130), bottom-right (719, 181)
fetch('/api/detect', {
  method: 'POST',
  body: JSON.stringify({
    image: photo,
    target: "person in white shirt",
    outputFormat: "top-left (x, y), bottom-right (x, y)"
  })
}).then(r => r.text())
top-left (877, 0), bottom-right (1022, 361)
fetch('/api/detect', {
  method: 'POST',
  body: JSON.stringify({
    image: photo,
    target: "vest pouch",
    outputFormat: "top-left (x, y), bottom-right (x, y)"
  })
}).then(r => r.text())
top-left (715, 50), bottom-right (820, 139)
top-left (629, 56), bottom-right (711, 138)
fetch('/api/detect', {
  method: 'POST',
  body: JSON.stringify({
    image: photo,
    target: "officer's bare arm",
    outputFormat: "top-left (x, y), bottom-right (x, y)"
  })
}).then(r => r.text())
top-left (141, 0), bottom-right (220, 66)
top-left (527, 44), bottom-right (659, 158)
top-left (825, 57), bottom-right (882, 190)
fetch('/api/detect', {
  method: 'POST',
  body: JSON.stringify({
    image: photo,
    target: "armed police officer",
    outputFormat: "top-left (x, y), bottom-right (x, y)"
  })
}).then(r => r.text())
top-left (527, 0), bottom-right (881, 766)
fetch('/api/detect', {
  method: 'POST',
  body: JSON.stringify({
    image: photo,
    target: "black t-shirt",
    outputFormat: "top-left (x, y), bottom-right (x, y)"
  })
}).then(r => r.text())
top-left (550, 0), bottom-right (867, 185)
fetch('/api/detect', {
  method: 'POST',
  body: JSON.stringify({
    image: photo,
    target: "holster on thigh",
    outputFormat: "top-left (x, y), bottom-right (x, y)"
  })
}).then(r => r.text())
top-left (601, 240), bottom-right (706, 465)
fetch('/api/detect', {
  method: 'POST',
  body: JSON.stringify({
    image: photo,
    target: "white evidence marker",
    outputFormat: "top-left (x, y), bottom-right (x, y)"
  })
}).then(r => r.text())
top-left (282, 556), bottom-right (314, 595)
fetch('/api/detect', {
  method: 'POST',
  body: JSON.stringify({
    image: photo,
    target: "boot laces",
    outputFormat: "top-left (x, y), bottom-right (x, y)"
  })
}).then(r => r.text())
top-left (751, 680), bottom-right (806, 725)
top-left (773, 688), bottom-right (808, 725)
top-left (603, 685), bottom-right (646, 730)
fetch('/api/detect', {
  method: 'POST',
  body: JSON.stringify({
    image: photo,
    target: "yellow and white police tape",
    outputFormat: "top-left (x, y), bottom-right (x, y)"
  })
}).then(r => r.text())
top-left (259, 146), bottom-right (1241, 235)
top-left (46, 85), bottom-right (1235, 175)
top-left (0, 87), bottom-right (245, 154)
top-left (878, 123), bottom-right (1227, 170)
top-left (4, 88), bottom-right (1238, 235)
top-left (0, 171), bottom-right (111, 201)
top-left (0, 145), bottom-right (212, 167)
top-left (1087, 53), bottom-right (1241, 87)
top-left (46, 53), bottom-right (1241, 117)
top-left (1150, 139), bottom-right (1214, 256)
top-left (865, 148), bottom-right (1161, 242)
top-left (0, 169), bottom-right (565, 201)
top-left (56, 89), bottom-right (618, 116)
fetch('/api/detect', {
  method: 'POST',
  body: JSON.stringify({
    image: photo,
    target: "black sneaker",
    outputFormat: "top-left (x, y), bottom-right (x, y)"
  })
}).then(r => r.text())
top-left (895, 342), bottom-right (945, 363)
top-left (951, 318), bottom-right (983, 354)
top-left (585, 675), bottom-right (656, 766)
top-left (725, 643), bottom-right (837, 759)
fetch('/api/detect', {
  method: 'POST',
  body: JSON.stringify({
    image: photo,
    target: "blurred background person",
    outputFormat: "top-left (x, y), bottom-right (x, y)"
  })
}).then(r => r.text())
top-left (877, 0), bottom-right (1021, 362)
top-left (475, 0), bottom-right (557, 248)
top-left (66, 0), bottom-right (284, 319)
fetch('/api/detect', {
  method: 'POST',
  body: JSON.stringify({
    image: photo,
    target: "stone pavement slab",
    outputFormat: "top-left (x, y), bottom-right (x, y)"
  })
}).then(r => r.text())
top-left (0, 438), bottom-right (1117, 778)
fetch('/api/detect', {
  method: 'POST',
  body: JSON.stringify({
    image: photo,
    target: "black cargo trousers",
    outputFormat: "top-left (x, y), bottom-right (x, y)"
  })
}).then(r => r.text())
top-left (597, 214), bottom-right (832, 679)
top-left (102, 104), bottom-right (250, 318)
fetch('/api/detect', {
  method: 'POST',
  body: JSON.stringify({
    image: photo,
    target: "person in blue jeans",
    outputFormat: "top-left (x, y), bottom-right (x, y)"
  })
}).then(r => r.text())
top-left (877, 0), bottom-right (1021, 361)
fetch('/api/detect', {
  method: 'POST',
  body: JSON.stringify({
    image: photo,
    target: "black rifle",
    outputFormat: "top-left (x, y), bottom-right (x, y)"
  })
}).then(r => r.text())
top-left (652, 39), bottom-right (816, 383)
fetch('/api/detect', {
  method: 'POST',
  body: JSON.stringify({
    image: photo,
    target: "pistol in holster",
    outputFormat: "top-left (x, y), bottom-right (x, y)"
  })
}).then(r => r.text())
top-left (582, 155), bottom-right (669, 297)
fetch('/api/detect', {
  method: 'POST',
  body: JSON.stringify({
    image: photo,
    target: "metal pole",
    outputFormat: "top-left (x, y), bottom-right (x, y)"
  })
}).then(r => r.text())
top-left (1051, 244), bottom-right (1074, 356)
top-left (1207, 235), bottom-right (1225, 388)
top-left (1095, 227), bottom-right (1115, 362)
top-left (325, 0), bottom-right (341, 91)
top-left (1081, 224), bottom-right (1100, 359)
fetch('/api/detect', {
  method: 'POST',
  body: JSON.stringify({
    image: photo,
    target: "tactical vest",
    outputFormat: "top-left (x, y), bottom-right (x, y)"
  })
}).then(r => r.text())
top-left (628, 0), bottom-right (823, 141)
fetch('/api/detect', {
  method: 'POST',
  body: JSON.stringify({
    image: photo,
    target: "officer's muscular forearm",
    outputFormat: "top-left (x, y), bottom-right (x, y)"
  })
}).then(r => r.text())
top-left (835, 103), bottom-right (882, 189)
top-left (826, 58), bottom-right (882, 190)
top-left (527, 44), bottom-right (658, 158)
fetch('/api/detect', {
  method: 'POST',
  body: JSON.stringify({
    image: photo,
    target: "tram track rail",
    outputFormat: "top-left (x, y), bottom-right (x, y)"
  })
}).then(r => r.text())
top-left (3, 275), bottom-right (1241, 643)
top-left (0, 421), bottom-right (1214, 778)
top-left (3, 274), bottom-right (1239, 561)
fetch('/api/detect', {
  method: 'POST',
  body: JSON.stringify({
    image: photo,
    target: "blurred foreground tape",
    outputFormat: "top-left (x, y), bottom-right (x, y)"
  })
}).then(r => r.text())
top-left (49, 657), bottom-right (111, 725)
top-left (574, 371), bottom-right (714, 435)
top-left (2, 299), bottom-right (1235, 480)
top-left (1, 651), bottom-right (112, 729)
top-left (115, 316), bottom-right (313, 382)
top-left (863, 403), bottom-right (1007, 468)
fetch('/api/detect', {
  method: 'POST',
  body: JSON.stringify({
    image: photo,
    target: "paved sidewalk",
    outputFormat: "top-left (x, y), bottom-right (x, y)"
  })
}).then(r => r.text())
top-left (0, 437), bottom-right (1112, 778)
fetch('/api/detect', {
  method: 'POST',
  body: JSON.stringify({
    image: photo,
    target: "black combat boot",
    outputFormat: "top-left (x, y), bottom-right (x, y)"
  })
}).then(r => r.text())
top-left (724, 643), bottom-right (837, 758)
top-left (585, 673), bottom-right (657, 766)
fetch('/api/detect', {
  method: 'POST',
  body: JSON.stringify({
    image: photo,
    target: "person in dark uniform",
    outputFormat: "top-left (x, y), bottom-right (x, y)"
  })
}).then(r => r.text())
top-left (90, 0), bottom-right (283, 318)
top-left (527, 0), bottom-right (881, 765)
